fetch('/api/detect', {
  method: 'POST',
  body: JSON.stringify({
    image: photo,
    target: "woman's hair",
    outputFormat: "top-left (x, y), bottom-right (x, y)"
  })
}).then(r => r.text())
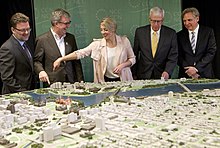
top-left (100, 17), bottom-right (117, 32)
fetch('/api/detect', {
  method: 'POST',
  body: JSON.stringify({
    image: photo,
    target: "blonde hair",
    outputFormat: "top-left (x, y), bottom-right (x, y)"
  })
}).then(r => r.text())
top-left (100, 17), bottom-right (117, 32)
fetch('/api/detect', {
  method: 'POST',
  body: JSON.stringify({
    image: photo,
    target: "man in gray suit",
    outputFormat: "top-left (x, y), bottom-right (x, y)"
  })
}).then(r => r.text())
top-left (0, 13), bottom-right (34, 94)
top-left (34, 8), bottom-right (84, 86)
top-left (132, 7), bottom-right (178, 80)
top-left (177, 7), bottom-right (217, 79)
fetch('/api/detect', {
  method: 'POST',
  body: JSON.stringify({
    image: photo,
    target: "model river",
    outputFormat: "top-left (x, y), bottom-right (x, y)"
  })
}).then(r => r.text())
top-left (24, 81), bottom-right (220, 106)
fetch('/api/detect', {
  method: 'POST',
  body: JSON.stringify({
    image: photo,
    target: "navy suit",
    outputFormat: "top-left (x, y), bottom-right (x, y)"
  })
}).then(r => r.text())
top-left (34, 31), bottom-right (84, 85)
top-left (177, 26), bottom-right (217, 78)
top-left (0, 35), bottom-right (34, 94)
top-left (132, 25), bottom-right (178, 79)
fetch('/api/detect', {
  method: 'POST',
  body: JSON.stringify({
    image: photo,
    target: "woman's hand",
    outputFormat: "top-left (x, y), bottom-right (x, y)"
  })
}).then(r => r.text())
top-left (113, 64), bottom-right (124, 75)
top-left (53, 57), bottom-right (63, 71)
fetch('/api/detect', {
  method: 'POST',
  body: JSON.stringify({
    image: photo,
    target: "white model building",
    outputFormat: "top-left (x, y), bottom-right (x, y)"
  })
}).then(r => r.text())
top-left (68, 112), bottom-right (77, 123)
top-left (0, 105), bottom-right (7, 110)
top-left (168, 91), bottom-right (174, 99)
top-left (87, 108), bottom-right (100, 115)
top-left (50, 82), bottom-right (62, 89)
top-left (40, 124), bottom-right (62, 142)
top-left (42, 126), bottom-right (54, 142)
top-left (17, 117), bottom-right (28, 125)
top-left (79, 109), bottom-right (88, 117)
top-left (95, 117), bottom-right (105, 130)
top-left (2, 100), bottom-right (10, 106)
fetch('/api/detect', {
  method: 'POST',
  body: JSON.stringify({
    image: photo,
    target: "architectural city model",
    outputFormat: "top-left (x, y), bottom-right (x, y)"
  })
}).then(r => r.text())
top-left (0, 78), bottom-right (220, 147)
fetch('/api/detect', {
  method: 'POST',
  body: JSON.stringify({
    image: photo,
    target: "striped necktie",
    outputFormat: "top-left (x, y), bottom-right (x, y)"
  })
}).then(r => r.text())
top-left (152, 31), bottom-right (158, 58)
top-left (191, 32), bottom-right (196, 53)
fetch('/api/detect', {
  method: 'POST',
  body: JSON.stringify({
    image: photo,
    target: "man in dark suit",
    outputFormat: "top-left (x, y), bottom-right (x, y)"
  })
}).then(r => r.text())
top-left (34, 8), bottom-right (84, 86)
top-left (132, 6), bottom-right (178, 80)
top-left (0, 13), bottom-right (34, 94)
top-left (177, 7), bottom-right (217, 79)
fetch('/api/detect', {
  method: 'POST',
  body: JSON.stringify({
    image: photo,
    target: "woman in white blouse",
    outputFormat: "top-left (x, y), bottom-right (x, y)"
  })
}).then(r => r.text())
top-left (53, 17), bottom-right (135, 83)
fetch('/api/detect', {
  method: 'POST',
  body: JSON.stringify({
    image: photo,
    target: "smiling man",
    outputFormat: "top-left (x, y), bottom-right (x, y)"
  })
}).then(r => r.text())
top-left (177, 7), bottom-right (217, 79)
top-left (0, 12), bottom-right (34, 94)
top-left (131, 6), bottom-right (178, 80)
top-left (53, 17), bottom-right (135, 83)
top-left (34, 8), bottom-right (84, 87)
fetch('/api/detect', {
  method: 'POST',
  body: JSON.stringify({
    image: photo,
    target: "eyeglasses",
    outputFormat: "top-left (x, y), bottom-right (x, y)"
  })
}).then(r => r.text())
top-left (58, 21), bottom-right (71, 25)
top-left (150, 19), bottom-right (163, 24)
top-left (14, 27), bottom-right (32, 33)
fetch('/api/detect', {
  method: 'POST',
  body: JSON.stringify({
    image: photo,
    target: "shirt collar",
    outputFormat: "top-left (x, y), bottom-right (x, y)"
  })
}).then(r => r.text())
top-left (12, 34), bottom-right (25, 46)
top-left (151, 27), bottom-right (161, 35)
top-left (50, 28), bottom-right (66, 40)
top-left (189, 24), bottom-right (199, 35)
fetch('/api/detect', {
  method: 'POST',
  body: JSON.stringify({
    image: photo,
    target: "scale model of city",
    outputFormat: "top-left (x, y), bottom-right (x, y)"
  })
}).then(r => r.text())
top-left (0, 78), bottom-right (220, 148)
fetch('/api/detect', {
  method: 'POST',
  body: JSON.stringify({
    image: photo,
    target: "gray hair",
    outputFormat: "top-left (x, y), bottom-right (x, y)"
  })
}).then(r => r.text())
top-left (10, 13), bottom-right (29, 28)
top-left (100, 17), bottom-right (117, 32)
top-left (149, 6), bottom-right (165, 19)
top-left (182, 7), bottom-right (200, 18)
top-left (51, 8), bottom-right (70, 26)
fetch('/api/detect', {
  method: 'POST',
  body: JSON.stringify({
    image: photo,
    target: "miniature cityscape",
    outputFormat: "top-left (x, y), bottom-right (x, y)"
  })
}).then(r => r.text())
top-left (0, 78), bottom-right (220, 147)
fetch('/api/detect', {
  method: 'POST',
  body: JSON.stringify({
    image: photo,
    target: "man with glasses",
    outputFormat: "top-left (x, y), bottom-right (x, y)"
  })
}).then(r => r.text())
top-left (0, 12), bottom-right (34, 94)
top-left (34, 8), bottom-right (84, 86)
top-left (177, 7), bottom-right (216, 79)
top-left (132, 6), bottom-right (178, 80)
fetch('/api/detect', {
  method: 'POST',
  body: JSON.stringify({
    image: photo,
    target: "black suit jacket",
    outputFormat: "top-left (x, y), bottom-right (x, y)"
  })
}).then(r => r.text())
top-left (132, 25), bottom-right (178, 79)
top-left (177, 25), bottom-right (217, 78)
top-left (34, 31), bottom-right (84, 84)
top-left (0, 35), bottom-right (34, 94)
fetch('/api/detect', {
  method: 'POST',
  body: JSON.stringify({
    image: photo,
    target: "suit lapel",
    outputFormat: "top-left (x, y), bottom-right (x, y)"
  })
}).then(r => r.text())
top-left (100, 38), bottom-right (107, 63)
top-left (181, 29), bottom-right (194, 54)
top-left (142, 26), bottom-right (151, 58)
top-left (195, 27), bottom-right (203, 54)
top-left (18, 44), bottom-right (29, 62)
top-left (23, 43), bottom-right (34, 70)
top-left (47, 31), bottom-right (62, 57)
top-left (156, 27), bottom-right (163, 56)
top-left (64, 36), bottom-right (72, 55)
top-left (115, 35), bottom-right (123, 59)
top-left (146, 27), bottom-right (152, 55)
top-left (11, 36), bottom-right (33, 70)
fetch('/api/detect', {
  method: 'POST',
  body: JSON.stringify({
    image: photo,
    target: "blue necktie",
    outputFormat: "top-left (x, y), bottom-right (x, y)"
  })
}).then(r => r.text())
top-left (22, 43), bottom-right (32, 62)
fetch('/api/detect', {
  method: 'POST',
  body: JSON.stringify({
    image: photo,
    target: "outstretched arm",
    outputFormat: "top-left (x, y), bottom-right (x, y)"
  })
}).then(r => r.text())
top-left (53, 52), bottom-right (77, 71)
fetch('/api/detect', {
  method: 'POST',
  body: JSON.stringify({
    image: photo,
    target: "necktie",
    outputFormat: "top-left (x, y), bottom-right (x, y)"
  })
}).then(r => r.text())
top-left (191, 32), bottom-right (196, 53)
top-left (22, 43), bottom-right (32, 62)
top-left (152, 32), bottom-right (158, 57)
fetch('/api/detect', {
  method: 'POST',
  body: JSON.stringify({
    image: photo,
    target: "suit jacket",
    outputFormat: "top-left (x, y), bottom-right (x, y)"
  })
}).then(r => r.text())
top-left (0, 35), bottom-right (34, 94)
top-left (132, 25), bottom-right (178, 79)
top-left (75, 35), bottom-right (136, 82)
top-left (34, 31), bottom-right (84, 84)
top-left (177, 26), bottom-right (217, 78)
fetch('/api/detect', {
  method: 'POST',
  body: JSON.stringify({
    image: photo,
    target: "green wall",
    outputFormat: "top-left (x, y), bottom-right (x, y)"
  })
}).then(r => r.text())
top-left (34, 0), bottom-right (182, 82)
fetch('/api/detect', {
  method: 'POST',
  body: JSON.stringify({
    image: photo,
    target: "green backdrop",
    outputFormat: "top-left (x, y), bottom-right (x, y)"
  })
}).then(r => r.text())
top-left (34, 0), bottom-right (182, 82)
